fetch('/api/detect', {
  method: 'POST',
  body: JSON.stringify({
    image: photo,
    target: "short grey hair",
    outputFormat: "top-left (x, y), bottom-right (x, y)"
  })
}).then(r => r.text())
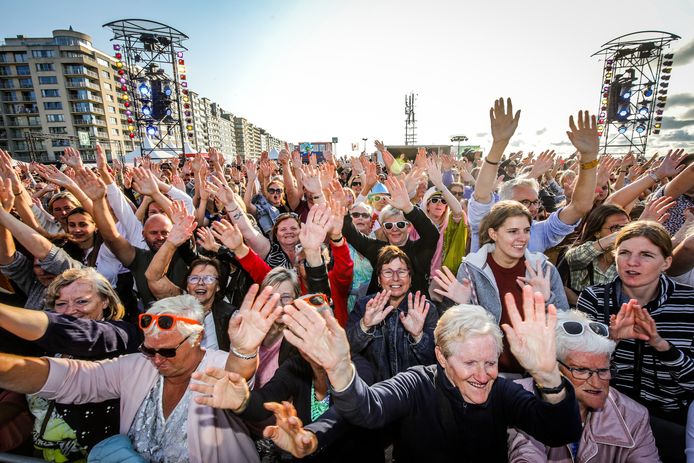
top-left (379, 205), bottom-right (404, 223)
top-left (555, 310), bottom-right (616, 362)
top-left (261, 267), bottom-right (300, 298)
top-left (145, 294), bottom-right (204, 344)
top-left (435, 305), bottom-right (503, 358)
top-left (499, 177), bottom-right (539, 201)
top-left (351, 202), bottom-right (373, 215)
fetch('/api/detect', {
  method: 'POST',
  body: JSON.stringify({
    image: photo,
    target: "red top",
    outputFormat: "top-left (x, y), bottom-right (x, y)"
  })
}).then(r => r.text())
top-left (486, 253), bottom-right (526, 373)
top-left (235, 242), bottom-right (354, 327)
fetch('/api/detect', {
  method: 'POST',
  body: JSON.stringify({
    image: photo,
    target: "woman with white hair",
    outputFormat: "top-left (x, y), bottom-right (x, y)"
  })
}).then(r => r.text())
top-left (508, 310), bottom-right (660, 462)
top-left (195, 285), bottom-right (581, 461)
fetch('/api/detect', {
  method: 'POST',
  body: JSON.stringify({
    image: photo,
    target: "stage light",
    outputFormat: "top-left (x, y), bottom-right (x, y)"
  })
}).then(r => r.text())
top-left (163, 86), bottom-right (172, 96)
top-left (119, 78), bottom-right (126, 84)
top-left (146, 125), bottom-right (158, 137)
top-left (177, 51), bottom-right (184, 58)
top-left (661, 75), bottom-right (670, 81)
top-left (115, 53), bottom-right (122, 60)
top-left (653, 130), bottom-right (660, 134)
top-left (113, 44), bottom-right (121, 51)
top-left (116, 62), bottom-right (123, 69)
top-left (618, 108), bottom-right (629, 118)
top-left (657, 96), bottom-right (667, 102)
top-left (664, 54), bottom-right (674, 59)
top-left (660, 83), bottom-right (669, 88)
top-left (654, 123), bottom-right (661, 129)
top-left (663, 60), bottom-right (673, 67)
top-left (644, 87), bottom-right (653, 97)
top-left (618, 126), bottom-right (627, 134)
top-left (635, 125), bottom-right (646, 134)
top-left (142, 105), bottom-right (152, 117)
top-left (622, 90), bottom-right (632, 99)
top-left (118, 70), bottom-right (125, 76)
top-left (126, 110), bottom-right (132, 116)
top-left (639, 107), bottom-right (648, 115)
top-left (129, 132), bottom-right (135, 139)
top-left (138, 82), bottom-right (151, 97)
top-left (655, 116), bottom-right (663, 122)
top-left (656, 103), bottom-right (665, 108)
top-left (662, 68), bottom-right (672, 74)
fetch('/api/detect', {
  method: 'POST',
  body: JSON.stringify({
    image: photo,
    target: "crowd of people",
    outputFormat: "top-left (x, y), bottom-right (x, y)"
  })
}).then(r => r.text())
top-left (0, 96), bottom-right (692, 462)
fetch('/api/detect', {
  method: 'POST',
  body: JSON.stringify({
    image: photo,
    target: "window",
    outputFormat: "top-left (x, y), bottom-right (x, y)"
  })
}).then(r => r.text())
top-left (18, 78), bottom-right (32, 88)
top-left (111, 128), bottom-right (119, 136)
top-left (41, 89), bottom-right (60, 97)
top-left (16, 65), bottom-right (30, 76)
top-left (107, 95), bottom-right (114, 102)
top-left (13, 53), bottom-right (27, 62)
top-left (107, 106), bottom-right (116, 113)
top-left (109, 117), bottom-right (117, 124)
top-left (49, 126), bottom-right (68, 134)
top-left (0, 66), bottom-right (11, 76)
top-left (96, 57), bottom-right (108, 67)
top-left (47, 114), bottom-right (65, 122)
top-left (0, 53), bottom-right (8, 63)
top-left (32, 50), bottom-right (56, 58)
top-left (36, 63), bottom-right (54, 72)
top-left (52, 139), bottom-right (70, 147)
top-left (101, 70), bottom-right (110, 78)
top-left (39, 76), bottom-right (58, 85)
top-left (104, 82), bottom-right (112, 90)
top-left (44, 101), bottom-right (63, 110)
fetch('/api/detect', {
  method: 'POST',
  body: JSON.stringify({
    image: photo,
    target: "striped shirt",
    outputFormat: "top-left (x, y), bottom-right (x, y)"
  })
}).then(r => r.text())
top-left (577, 275), bottom-right (694, 422)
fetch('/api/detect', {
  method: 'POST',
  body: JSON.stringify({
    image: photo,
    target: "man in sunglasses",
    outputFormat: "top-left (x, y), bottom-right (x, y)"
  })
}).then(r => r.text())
top-left (0, 290), bottom-right (283, 462)
top-left (509, 310), bottom-right (659, 462)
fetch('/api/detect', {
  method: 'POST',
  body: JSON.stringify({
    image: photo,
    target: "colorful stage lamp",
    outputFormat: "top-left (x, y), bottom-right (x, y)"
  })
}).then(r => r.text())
top-left (638, 107), bottom-right (648, 115)
top-left (146, 125), bottom-right (158, 136)
top-left (635, 125), bottom-right (646, 134)
top-left (618, 126), bottom-right (627, 134)
top-left (113, 44), bottom-right (121, 51)
top-left (163, 86), bottom-right (172, 97)
top-left (115, 53), bottom-right (122, 59)
top-left (138, 82), bottom-right (151, 97)
top-left (142, 105), bottom-right (152, 117)
top-left (129, 132), bottom-right (135, 139)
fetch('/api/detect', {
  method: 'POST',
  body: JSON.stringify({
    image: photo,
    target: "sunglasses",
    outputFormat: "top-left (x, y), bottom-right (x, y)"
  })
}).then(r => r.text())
top-left (351, 212), bottom-right (371, 219)
top-left (560, 320), bottom-right (609, 338)
top-left (267, 187), bottom-right (283, 195)
top-left (450, 190), bottom-right (464, 197)
top-left (139, 335), bottom-right (191, 358)
top-left (139, 313), bottom-right (202, 331)
top-left (429, 197), bottom-right (447, 205)
top-left (298, 293), bottom-right (330, 311)
top-left (370, 195), bottom-right (390, 202)
top-left (382, 221), bottom-right (409, 230)
top-left (351, 182), bottom-right (362, 187)
top-left (187, 275), bottom-right (218, 285)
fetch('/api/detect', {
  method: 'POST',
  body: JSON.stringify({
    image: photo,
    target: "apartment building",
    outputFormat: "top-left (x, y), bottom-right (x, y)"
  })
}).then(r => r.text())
top-left (0, 29), bottom-right (134, 163)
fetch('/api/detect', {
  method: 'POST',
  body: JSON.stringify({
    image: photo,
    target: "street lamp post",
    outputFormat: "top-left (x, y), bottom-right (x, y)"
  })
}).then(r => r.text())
top-left (450, 135), bottom-right (468, 157)
top-left (362, 138), bottom-right (367, 153)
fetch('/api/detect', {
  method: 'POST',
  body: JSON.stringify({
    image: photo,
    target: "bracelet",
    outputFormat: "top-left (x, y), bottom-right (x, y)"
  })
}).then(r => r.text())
top-left (597, 239), bottom-right (605, 251)
top-left (535, 376), bottom-right (567, 395)
top-left (230, 345), bottom-right (258, 360)
top-left (580, 158), bottom-right (599, 170)
top-left (330, 235), bottom-right (344, 242)
top-left (484, 158), bottom-right (499, 166)
top-left (648, 171), bottom-right (661, 183)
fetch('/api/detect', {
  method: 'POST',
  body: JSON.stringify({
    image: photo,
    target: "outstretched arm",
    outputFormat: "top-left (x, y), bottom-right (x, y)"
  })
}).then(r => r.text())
top-left (473, 98), bottom-right (521, 203)
top-left (0, 180), bottom-right (53, 261)
top-left (0, 302), bottom-right (49, 341)
top-left (0, 353), bottom-right (49, 394)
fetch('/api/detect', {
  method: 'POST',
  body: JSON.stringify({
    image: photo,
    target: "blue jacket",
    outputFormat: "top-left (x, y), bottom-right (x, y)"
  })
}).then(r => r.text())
top-left (347, 292), bottom-right (438, 382)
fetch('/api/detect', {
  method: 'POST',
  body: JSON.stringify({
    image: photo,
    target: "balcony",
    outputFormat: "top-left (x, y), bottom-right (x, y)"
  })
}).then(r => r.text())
top-left (73, 116), bottom-right (106, 126)
top-left (64, 66), bottom-right (99, 79)
top-left (0, 81), bottom-right (14, 89)
top-left (65, 80), bottom-right (101, 91)
top-left (1, 95), bottom-right (18, 102)
top-left (5, 104), bottom-right (39, 114)
top-left (71, 104), bottom-right (104, 115)
top-left (68, 92), bottom-right (102, 103)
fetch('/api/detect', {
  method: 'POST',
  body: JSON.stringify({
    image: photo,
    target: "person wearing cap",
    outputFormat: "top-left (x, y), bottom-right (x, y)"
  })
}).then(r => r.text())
top-left (0, 289), bottom-right (283, 462)
top-left (508, 309), bottom-right (659, 462)
top-left (367, 182), bottom-right (390, 213)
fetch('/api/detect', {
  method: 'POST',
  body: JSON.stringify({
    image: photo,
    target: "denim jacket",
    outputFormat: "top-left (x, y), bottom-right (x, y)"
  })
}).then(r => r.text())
top-left (346, 291), bottom-right (438, 382)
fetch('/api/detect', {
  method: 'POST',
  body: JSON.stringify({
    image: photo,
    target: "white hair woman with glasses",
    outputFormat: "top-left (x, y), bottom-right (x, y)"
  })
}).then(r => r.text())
top-left (508, 310), bottom-right (659, 462)
top-left (346, 203), bottom-right (375, 311)
top-left (0, 287), bottom-right (284, 463)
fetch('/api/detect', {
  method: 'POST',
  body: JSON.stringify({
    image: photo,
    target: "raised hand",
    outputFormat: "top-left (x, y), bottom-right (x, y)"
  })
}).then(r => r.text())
top-left (566, 110), bottom-right (598, 157)
top-left (654, 148), bottom-right (686, 179)
top-left (282, 299), bottom-right (351, 374)
top-left (196, 226), bottom-right (221, 253)
top-left (633, 306), bottom-right (670, 351)
top-left (228, 284), bottom-right (282, 354)
top-left (60, 147), bottom-right (84, 170)
top-left (399, 291), bottom-right (430, 342)
top-left (620, 151), bottom-right (636, 170)
top-left (0, 150), bottom-right (24, 193)
top-left (191, 153), bottom-right (206, 172)
top-left (426, 157), bottom-right (444, 189)
top-left (33, 164), bottom-right (75, 189)
top-left (432, 267), bottom-right (472, 304)
top-left (609, 299), bottom-right (650, 342)
top-left (300, 164), bottom-right (322, 195)
top-left (211, 219), bottom-right (244, 251)
top-left (74, 168), bottom-right (106, 200)
top-left (490, 97), bottom-right (521, 143)
top-left (291, 149), bottom-right (302, 167)
top-left (639, 195), bottom-right (676, 224)
top-left (328, 198), bottom-right (346, 239)
top-left (300, 203), bottom-right (330, 250)
top-left (415, 147), bottom-right (427, 170)
top-left (131, 167), bottom-right (161, 196)
top-left (191, 367), bottom-right (249, 412)
top-left (501, 285), bottom-right (559, 381)
top-left (0, 178), bottom-right (15, 212)
top-left (167, 204), bottom-right (196, 247)
top-left (318, 162), bottom-right (336, 188)
top-left (526, 150), bottom-right (556, 179)
top-left (516, 261), bottom-right (551, 301)
top-left (209, 174), bottom-right (235, 206)
top-left (362, 289), bottom-right (394, 328)
top-left (597, 155), bottom-right (620, 187)
top-left (263, 402), bottom-right (318, 458)
top-left (384, 176), bottom-right (412, 213)
top-left (278, 143), bottom-right (290, 165)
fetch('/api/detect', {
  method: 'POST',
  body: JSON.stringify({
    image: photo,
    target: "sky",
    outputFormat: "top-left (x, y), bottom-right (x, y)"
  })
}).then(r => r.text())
top-left (3, 0), bottom-right (693, 155)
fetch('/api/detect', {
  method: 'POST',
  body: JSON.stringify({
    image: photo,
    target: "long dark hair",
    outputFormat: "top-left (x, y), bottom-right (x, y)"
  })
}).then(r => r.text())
top-left (577, 204), bottom-right (629, 245)
top-left (62, 207), bottom-right (103, 267)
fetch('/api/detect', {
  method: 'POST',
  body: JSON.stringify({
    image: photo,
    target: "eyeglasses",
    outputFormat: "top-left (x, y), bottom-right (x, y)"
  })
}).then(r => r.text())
top-left (560, 320), bottom-right (609, 338)
top-left (298, 293), bottom-right (330, 310)
top-left (351, 182), bottom-right (362, 188)
top-left (139, 313), bottom-right (202, 331)
top-left (603, 224), bottom-right (625, 233)
top-left (351, 212), bottom-right (371, 219)
top-left (187, 275), bottom-right (218, 285)
top-left (382, 221), bottom-right (409, 230)
top-left (381, 269), bottom-right (409, 279)
top-left (280, 294), bottom-right (296, 306)
top-left (519, 199), bottom-right (541, 208)
top-left (450, 190), bottom-right (464, 197)
top-left (429, 197), bottom-right (447, 205)
top-left (370, 195), bottom-right (390, 202)
top-left (267, 187), bottom-right (283, 195)
top-left (557, 360), bottom-right (612, 381)
top-left (139, 336), bottom-right (191, 358)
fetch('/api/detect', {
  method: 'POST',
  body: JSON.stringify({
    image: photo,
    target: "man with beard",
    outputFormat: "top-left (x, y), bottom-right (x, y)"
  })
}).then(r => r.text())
top-left (78, 169), bottom-right (194, 308)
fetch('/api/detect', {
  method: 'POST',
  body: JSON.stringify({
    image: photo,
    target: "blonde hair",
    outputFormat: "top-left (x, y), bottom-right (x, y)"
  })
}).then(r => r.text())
top-left (435, 305), bottom-right (503, 358)
top-left (145, 294), bottom-right (204, 344)
top-left (44, 268), bottom-right (125, 320)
